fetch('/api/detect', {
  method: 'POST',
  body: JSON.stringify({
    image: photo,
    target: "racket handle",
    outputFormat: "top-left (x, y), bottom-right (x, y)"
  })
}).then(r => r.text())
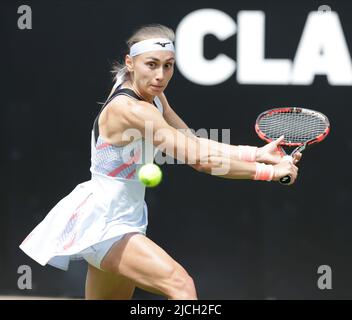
top-left (279, 175), bottom-right (291, 184)
top-left (279, 155), bottom-right (293, 185)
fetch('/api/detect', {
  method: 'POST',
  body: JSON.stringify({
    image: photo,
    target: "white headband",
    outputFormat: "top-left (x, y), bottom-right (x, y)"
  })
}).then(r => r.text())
top-left (130, 38), bottom-right (175, 57)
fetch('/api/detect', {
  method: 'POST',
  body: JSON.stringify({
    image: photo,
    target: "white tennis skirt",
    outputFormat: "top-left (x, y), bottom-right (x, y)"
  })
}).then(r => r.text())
top-left (19, 172), bottom-right (148, 271)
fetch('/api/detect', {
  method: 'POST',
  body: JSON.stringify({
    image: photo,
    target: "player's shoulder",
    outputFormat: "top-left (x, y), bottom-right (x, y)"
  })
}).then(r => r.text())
top-left (106, 95), bottom-right (160, 125)
top-left (106, 94), bottom-right (144, 112)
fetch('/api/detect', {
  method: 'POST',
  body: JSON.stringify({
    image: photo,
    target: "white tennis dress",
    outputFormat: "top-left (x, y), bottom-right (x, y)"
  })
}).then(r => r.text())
top-left (19, 87), bottom-right (163, 271)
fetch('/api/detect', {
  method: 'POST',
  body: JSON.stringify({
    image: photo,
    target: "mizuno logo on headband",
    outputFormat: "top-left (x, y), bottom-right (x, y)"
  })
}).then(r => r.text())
top-left (154, 41), bottom-right (171, 48)
top-left (130, 38), bottom-right (175, 57)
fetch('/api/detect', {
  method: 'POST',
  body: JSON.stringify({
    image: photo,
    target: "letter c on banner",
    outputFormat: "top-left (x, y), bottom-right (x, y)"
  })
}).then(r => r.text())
top-left (176, 9), bottom-right (236, 85)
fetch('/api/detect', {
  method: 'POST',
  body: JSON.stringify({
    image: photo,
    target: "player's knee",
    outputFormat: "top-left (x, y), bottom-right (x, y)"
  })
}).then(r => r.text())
top-left (180, 275), bottom-right (197, 300)
top-left (167, 271), bottom-right (197, 300)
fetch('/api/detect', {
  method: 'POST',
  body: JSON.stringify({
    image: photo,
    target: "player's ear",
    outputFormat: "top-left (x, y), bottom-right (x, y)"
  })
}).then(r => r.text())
top-left (125, 55), bottom-right (134, 73)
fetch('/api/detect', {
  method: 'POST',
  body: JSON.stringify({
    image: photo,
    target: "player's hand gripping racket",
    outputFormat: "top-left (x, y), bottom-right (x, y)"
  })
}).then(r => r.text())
top-left (255, 107), bottom-right (330, 184)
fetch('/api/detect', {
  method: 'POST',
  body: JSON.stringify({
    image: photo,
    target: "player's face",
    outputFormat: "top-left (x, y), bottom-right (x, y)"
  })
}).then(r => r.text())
top-left (128, 51), bottom-right (175, 101)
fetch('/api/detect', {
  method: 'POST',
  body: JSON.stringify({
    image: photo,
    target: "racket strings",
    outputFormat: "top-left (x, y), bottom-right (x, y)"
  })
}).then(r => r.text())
top-left (258, 112), bottom-right (328, 143)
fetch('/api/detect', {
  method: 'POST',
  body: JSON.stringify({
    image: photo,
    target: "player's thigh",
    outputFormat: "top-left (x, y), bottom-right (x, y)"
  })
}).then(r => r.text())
top-left (100, 233), bottom-right (190, 296)
top-left (85, 263), bottom-right (135, 300)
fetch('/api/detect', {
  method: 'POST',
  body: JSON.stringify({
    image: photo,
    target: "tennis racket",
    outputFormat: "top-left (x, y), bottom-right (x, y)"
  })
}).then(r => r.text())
top-left (255, 107), bottom-right (330, 184)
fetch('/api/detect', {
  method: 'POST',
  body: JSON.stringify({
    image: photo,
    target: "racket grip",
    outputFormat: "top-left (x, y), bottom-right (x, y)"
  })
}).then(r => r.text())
top-left (279, 175), bottom-right (291, 184)
top-left (279, 155), bottom-right (293, 185)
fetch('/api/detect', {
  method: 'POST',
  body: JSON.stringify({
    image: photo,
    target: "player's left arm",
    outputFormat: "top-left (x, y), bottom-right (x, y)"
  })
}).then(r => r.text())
top-left (159, 93), bottom-right (301, 165)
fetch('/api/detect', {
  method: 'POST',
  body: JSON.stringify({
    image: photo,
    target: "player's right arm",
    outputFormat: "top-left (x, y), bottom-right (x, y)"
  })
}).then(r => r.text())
top-left (101, 98), bottom-right (298, 184)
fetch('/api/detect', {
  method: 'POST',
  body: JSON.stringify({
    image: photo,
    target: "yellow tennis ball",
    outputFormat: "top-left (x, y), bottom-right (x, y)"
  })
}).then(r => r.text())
top-left (138, 163), bottom-right (162, 187)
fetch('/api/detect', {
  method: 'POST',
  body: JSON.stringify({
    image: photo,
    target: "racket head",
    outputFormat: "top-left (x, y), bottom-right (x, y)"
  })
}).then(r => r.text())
top-left (255, 107), bottom-right (330, 147)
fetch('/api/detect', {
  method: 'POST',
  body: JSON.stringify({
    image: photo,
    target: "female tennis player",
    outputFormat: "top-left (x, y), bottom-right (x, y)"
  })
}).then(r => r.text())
top-left (20, 24), bottom-right (301, 300)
